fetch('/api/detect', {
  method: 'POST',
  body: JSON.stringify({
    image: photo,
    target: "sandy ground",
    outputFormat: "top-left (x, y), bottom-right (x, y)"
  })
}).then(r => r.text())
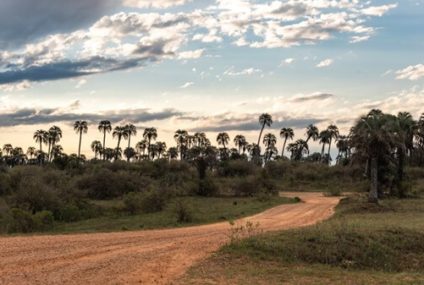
top-left (0, 192), bottom-right (341, 285)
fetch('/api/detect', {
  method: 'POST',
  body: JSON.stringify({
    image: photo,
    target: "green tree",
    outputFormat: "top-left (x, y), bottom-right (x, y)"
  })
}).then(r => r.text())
top-left (98, 120), bottom-right (112, 161)
top-left (143, 128), bottom-right (158, 160)
top-left (74, 120), bottom-right (88, 158)
top-left (216, 132), bottom-right (230, 150)
top-left (279, 127), bottom-right (294, 157)
top-left (258, 113), bottom-right (273, 146)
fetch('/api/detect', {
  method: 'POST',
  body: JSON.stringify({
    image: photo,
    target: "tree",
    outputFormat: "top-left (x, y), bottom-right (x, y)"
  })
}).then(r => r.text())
top-left (319, 130), bottom-right (331, 158)
top-left (3, 144), bottom-right (13, 156)
top-left (305, 124), bottom-right (319, 143)
top-left (125, 124), bottom-right (137, 149)
top-left (143, 128), bottom-right (158, 160)
top-left (233, 135), bottom-right (246, 154)
top-left (91, 140), bottom-right (102, 159)
top-left (280, 128), bottom-right (294, 157)
top-left (167, 147), bottom-right (179, 160)
top-left (48, 126), bottom-right (62, 162)
top-left (124, 147), bottom-right (136, 162)
top-left (98, 121), bottom-right (112, 161)
top-left (194, 132), bottom-right (207, 147)
top-left (74, 120), bottom-right (88, 158)
top-left (51, 145), bottom-right (64, 160)
top-left (216, 132), bottom-right (230, 149)
top-left (350, 110), bottom-right (398, 203)
top-left (326, 124), bottom-right (339, 160)
top-left (33, 130), bottom-right (48, 152)
top-left (263, 133), bottom-right (277, 162)
top-left (258, 113), bottom-right (273, 146)
top-left (113, 126), bottom-right (128, 160)
top-left (26, 147), bottom-right (36, 159)
top-left (135, 140), bottom-right (148, 157)
top-left (174, 129), bottom-right (188, 160)
top-left (156, 142), bottom-right (167, 159)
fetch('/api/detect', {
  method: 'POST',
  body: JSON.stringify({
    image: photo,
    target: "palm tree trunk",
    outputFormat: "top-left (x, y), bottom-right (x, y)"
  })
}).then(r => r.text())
top-left (148, 138), bottom-right (151, 160)
top-left (397, 148), bottom-right (406, 198)
top-left (321, 143), bottom-right (326, 157)
top-left (282, 138), bottom-right (287, 157)
top-left (39, 141), bottom-right (42, 153)
top-left (47, 142), bottom-right (51, 162)
top-left (369, 156), bottom-right (379, 203)
top-left (257, 124), bottom-right (265, 145)
top-left (327, 138), bottom-right (332, 159)
top-left (128, 134), bottom-right (131, 149)
top-left (78, 130), bottom-right (82, 158)
top-left (103, 131), bottom-right (106, 161)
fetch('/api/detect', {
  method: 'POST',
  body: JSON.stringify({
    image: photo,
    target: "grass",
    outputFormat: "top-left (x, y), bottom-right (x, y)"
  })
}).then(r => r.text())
top-left (47, 196), bottom-right (297, 234)
top-left (179, 194), bottom-right (424, 284)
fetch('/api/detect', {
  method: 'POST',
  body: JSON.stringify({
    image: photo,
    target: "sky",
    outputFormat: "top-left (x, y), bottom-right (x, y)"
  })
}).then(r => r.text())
top-left (0, 0), bottom-right (423, 157)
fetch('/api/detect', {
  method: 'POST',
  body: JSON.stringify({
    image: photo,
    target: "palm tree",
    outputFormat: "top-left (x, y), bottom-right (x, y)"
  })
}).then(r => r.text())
top-left (319, 130), bottom-right (331, 158)
top-left (135, 140), bottom-right (148, 157)
top-left (113, 126), bottom-right (128, 159)
top-left (258, 113), bottom-right (273, 146)
top-left (51, 145), bottom-right (64, 160)
top-left (174, 129), bottom-right (188, 160)
top-left (233, 135), bottom-right (246, 154)
top-left (156, 142), bottom-right (167, 159)
top-left (98, 120), bottom-right (112, 160)
top-left (280, 128), bottom-right (294, 157)
top-left (33, 130), bottom-right (48, 152)
top-left (2, 144), bottom-right (13, 156)
top-left (168, 147), bottom-right (179, 160)
top-left (26, 147), bottom-right (36, 159)
top-left (263, 133), bottom-right (277, 161)
top-left (305, 124), bottom-right (319, 143)
top-left (124, 147), bottom-right (136, 162)
top-left (326, 124), bottom-right (339, 159)
top-left (74, 120), bottom-right (88, 158)
top-left (217, 132), bottom-right (230, 149)
top-left (194, 132), bottom-right (207, 147)
top-left (125, 124), bottom-right (137, 149)
top-left (350, 110), bottom-right (398, 203)
top-left (48, 126), bottom-right (62, 161)
top-left (143, 128), bottom-right (158, 159)
top-left (91, 140), bottom-right (102, 159)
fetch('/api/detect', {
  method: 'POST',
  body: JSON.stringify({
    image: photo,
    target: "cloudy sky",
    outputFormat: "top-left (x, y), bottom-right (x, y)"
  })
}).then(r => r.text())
top-left (0, 0), bottom-right (423, 156)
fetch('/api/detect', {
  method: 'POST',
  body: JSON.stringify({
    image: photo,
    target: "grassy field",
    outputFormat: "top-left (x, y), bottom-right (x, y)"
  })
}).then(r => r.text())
top-left (47, 196), bottom-right (297, 234)
top-left (179, 194), bottom-right (424, 284)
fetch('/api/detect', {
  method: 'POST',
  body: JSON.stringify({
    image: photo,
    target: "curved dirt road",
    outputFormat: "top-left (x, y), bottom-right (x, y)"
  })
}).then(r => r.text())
top-left (0, 192), bottom-right (341, 285)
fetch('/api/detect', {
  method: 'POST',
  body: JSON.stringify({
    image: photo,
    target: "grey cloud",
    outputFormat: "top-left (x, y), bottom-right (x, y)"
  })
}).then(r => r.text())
top-left (0, 108), bottom-right (183, 127)
top-left (292, 93), bottom-right (335, 103)
top-left (0, 0), bottom-right (119, 48)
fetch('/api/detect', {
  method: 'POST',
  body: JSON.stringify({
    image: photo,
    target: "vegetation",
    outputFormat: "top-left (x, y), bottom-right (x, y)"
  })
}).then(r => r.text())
top-left (179, 191), bottom-right (424, 284)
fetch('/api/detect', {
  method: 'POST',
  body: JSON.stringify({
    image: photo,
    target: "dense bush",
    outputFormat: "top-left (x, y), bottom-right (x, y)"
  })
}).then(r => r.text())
top-left (174, 200), bottom-right (193, 223)
top-left (5, 208), bottom-right (54, 233)
top-left (217, 160), bottom-right (256, 177)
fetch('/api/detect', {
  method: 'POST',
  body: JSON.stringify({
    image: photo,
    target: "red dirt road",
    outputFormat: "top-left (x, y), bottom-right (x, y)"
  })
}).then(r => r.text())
top-left (0, 192), bottom-right (341, 285)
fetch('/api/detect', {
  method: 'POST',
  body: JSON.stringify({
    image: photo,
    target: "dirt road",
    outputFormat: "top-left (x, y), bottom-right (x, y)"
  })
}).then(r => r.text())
top-left (0, 192), bottom-right (341, 285)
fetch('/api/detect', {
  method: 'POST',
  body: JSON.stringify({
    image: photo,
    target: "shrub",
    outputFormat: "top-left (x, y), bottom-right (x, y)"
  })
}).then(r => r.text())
top-left (140, 190), bottom-right (167, 213)
top-left (123, 192), bottom-right (144, 214)
top-left (217, 160), bottom-right (256, 177)
top-left (7, 208), bottom-right (35, 233)
top-left (174, 200), bottom-right (193, 223)
top-left (33, 210), bottom-right (54, 230)
top-left (197, 177), bottom-right (218, 196)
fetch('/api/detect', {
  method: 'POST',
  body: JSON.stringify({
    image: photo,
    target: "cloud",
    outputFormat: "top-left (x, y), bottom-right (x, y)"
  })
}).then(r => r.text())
top-left (180, 82), bottom-right (194, 88)
top-left (0, 0), bottom-right (118, 48)
top-left (0, 80), bottom-right (31, 92)
top-left (122, 0), bottom-right (191, 9)
top-left (362, 4), bottom-right (398, 17)
top-left (178, 49), bottom-right (204, 60)
top-left (0, 106), bottom-right (184, 127)
top-left (291, 93), bottom-right (334, 102)
top-left (396, 64), bottom-right (424, 81)
top-left (316, 59), bottom-right (333, 68)
top-left (280, 58), bottom-right (295, 66)
top-left (75, 79), bottom-right (87, 89)
top-left (224, 67), bottom-right (262, 76)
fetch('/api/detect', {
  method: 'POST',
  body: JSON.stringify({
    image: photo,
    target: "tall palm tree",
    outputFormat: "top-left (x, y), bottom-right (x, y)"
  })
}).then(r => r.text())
top-left (125, 124), bottom-right (137, 149)
top-left (174, 129), bottom-right (188, 160)
top-left (2, 144), bottom-right (13, 156)
top-left (258, 113), bottom-right (273, 145)
top-left (305, 124), bottom-right (319, 143)
top-left (98, 120), bottom-right (112, 161)
top-left (51, 145), bottom-right (63, 160)
top-left (233, 135), bottom-right (246, 154)
top-left (124, 147), bottom-right (136, 162)
top-left (279, 128), bottom-right (294, 157)
top-left (168, 147), bottom-right (179, 160)
top-left (91, 140), bottom-right (102, 159)
top-left (263, 133), bottom-right (277, 161)
top-left (319, 130), bottom-right (331, 157)
top-left (48, 126), bottom-right (62, 162)
top-left (33, 130), bottom-right (48, 152)
top-left (217, 132), bottom-right (230, 149)
top-left (194, 132), bottom-right (207, 147)
top-left (326, 124), bottom-right (339, 159)
top-left (143, 128), bottom-right (158, 159)
top-left (74, 120), bottom-right (88, 158)
top-left (113, 126), bottom-right (128, 159)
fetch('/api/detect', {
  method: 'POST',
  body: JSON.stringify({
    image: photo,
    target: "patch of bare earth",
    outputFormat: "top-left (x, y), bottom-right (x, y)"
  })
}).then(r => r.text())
top-left (0, 193), bottom-right (340, 285)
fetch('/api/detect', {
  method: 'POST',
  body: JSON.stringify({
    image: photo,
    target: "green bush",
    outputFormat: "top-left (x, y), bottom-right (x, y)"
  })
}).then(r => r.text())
top-left (218, 160), bottom-right (256, 177)
top-left (140, 190), bottom-right (167, 213)
top-left (123, 192), bottom-right (144, 214)
top-left (174, 200), bottom-right (193, 223)
top-left (33, 210), bottom-right (54, 230)
top-left (197, 177), bottom-right (218, 196)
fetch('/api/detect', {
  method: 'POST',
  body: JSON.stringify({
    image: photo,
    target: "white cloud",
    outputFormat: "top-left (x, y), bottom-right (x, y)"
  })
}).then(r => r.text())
top-left (180, 82), bottom-right (194, 88)
top-left (75, 79), bottom-right (87, 89)
top-left (224, 67), bottom-right (262, 76)
top-left (122, 0), bottom-right (191, 9)
top-left (0, 81), bottom-right (31, 92)
top-left (281, 58), bottom-right (295, 66)
top-left (362, 4), bottom-right (398, 17)
top-left (178, 49), bottom-right (204, 60)
top-left (396, 64), bottom-right (424, 81)
top-left (316, 59), bottom-right (333, 68)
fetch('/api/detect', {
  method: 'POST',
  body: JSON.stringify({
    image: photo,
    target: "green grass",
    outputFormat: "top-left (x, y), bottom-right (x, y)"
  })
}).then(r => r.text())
top-left (48, 196), bottom-right (297, 234)
top-left (179, 194), bottom-right (424, 284)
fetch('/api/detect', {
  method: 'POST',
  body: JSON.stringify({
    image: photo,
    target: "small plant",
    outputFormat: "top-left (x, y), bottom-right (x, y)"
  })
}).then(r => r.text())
top-left (174, 200), bottom-right (193, 223)
top-left (228, 220), bottom-right (261, 244)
